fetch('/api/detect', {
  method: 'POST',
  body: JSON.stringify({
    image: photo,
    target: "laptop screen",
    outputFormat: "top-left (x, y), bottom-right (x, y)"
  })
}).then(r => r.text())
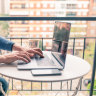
top-left (51, 22), bottom-right (71, 67)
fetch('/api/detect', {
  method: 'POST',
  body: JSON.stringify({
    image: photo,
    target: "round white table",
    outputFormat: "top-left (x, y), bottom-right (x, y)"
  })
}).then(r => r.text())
top-left (0, 51), bottom-right (91, 96)
top-left (0, 52), bottom-right (91, 82)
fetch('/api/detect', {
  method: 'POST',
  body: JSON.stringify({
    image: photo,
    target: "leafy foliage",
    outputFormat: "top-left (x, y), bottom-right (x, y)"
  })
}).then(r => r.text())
top-left (39, 40), bottom-right (46, 50)
top-left (84, 42), bottom-right (95, 65)
top-left (0, 14), bottom-right (9, 37)
top-left (87, 80), bottom-right (96, 95)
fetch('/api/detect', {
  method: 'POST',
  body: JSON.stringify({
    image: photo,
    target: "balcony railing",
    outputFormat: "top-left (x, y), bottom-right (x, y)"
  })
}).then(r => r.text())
top-left (2, 37), bottom-right (94, 95)
top-left (6, 37), bottom-right (96, 58)
top-left (0, 17), bottom-right (96, 96)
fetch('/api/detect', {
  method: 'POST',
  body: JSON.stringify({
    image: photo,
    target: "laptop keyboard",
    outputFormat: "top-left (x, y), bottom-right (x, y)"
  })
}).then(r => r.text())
top-left (35, 54), bottom-right (55, 66)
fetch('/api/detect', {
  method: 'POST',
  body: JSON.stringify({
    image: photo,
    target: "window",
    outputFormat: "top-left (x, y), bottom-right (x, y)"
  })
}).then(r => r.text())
top-left (90, 30), bottom-right (95, 35)
top-left (36, 3), bottom-right (41, 8)
top-left (36, 21), bottom-right (40, 23)
top-left (30, 11), bottom-right (34, 15)
top-left (30, 21), bottom-right (34, 23)
top-left (42, 33), bottom-right (46, 37)
top-left (26, 4), bottom-right (29, 8)
top-left (83, 12), bottom-right (87, 16)
top-left (49, 34), bottom-right (53, 38)
top-left (12, 28), bottom-right (28, 32)
top-left (61, 4), bottom-right (66, 9)
top-left (49, 27), bottom-right (53, 31)
top-left (67, 4), bottom-right (76, 9)
top-left (78, 4), bottom-right (82, 8)
top-left (93, 6), bottom-right (96, 10)
top-left (12, 4), bottom-right (22, 9)
top-left (10, 11), bottom-right (29, 15)
top-left (43, 12), bottom-right (48, 16)
top-left (42, 27), bottom-right (47, 31)
top-left (46, 42), bottom-right (49, 46)
top-left (36, 27), bottom-right (40, 31)
top-left (82, 21), bottom-right (86, 23)
top-left (30, 27), bottom-right (34, 31)
top-left (36, 11), bottom-right (40, 16)
top-left (77, 12), bottom-right (81, 16)
top-left (43, 3), bottom-right (47, 8)
top-left (36, 34), bottom-right (39, 38)
top-left (21, 4), bottom-right (25, 8)
top-left (83, 4), bottom-right (87, 8)
top-left (66, 12), bottom-right (76, 16)
top-left (90, 22), bottom-right (96, 26)
top-left (22, 21), bottom-right (27, 24)
top-left (50, 4), bottom-right (54, 8)
top-left (43, 21), bottom-right (47, 23)
top-left (30, 3), bottom-right (34, 8)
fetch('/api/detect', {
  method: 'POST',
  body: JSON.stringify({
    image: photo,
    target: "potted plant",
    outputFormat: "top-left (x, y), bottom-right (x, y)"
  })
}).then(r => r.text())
top-left (87, 80), bottom-right (96, 95)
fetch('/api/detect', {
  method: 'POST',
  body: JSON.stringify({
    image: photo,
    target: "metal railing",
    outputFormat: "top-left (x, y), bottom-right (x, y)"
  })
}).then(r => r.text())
top-left (0, 17), bottom-right (96, 96)
top-left (7, 37), bottom-right (96, 59)
top-left (5, 37), bottom-right (95, 91)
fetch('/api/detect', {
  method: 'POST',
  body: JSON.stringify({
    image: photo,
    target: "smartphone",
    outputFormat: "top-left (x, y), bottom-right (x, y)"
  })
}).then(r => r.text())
top-left (31, 69), bottom-right (61, 76)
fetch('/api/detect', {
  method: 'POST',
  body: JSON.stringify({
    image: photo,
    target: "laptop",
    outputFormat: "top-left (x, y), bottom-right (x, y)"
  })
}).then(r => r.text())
top-left (17, 22), bottom-right (71, 70)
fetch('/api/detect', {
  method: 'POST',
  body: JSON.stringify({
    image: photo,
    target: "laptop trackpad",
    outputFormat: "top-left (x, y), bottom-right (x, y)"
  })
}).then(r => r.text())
top-left (35, 54), bottom-right (55, 66)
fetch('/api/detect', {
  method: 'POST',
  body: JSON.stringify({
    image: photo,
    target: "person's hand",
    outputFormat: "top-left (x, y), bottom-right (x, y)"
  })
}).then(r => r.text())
top-left (12, 44), bottom-right (44, 58)
top-left (0, 51), bottom-right (31, 64)
top-left (26, 48), bottom-right (44, 58)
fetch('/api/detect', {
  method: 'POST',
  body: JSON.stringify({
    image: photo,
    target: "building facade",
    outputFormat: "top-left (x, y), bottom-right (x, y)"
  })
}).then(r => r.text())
top-left (9, 0), bottom-right (55, 49)
top-left (87, 0), bottom-right (96, 37)
top-left (0, 0), bottom-right (10, 14)
top-left (9, 0), bottom-right (90, 50)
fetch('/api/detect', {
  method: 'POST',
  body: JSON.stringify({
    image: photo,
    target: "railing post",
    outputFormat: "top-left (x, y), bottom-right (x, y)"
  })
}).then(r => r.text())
top-left (10, 38), bottom-right (12, 41)
top-left (73, 38), bottom-right (75, 55)
top-left (83, 38), bottom-right (86, 59)
top-left (21, 38), bottom-right (22, 46)
top-left (42, 38), bottom-right (43, 51)
top-left (89, 40), bottom-right (96, 96)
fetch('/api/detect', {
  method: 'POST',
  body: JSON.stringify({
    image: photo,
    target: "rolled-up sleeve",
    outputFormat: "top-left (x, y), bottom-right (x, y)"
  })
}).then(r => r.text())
top-left (0, 37), bottom-right (15, 51)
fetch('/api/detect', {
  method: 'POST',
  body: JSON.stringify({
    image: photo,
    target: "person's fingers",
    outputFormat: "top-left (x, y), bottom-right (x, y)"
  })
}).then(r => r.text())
top-left (33, 48), bottom-right (43, 54)
top-left (17, 56), bottom-right (29, 63)
top-left (17, 51), bottom-right (31, 60)
top-left (28, 49), bottom-right (44, 57)
top-left (28, 53), bottom-right (35, 57)
top-left (19, 53), bottom-right (31, 62)
top-left (20, 51), bottom-right (30, 58)
top-left (24, 51), bottom-right (31, 58)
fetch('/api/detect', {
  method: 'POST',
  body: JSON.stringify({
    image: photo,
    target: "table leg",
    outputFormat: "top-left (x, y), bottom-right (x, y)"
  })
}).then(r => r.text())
top-left (54, 77), bottom-right (83, 96)
top-left (72, 77), bottom-right (83, 96)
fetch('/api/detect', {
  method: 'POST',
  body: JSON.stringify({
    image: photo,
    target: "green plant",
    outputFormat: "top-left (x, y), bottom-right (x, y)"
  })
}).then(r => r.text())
top-left (39, 40), bottom-right (46, 51)
top-left (0, 14), bottom-right (9, 37)
top-left (87, 80), bottom-right (96, 95)
top-left (84, 42), bottom-right (95, 65)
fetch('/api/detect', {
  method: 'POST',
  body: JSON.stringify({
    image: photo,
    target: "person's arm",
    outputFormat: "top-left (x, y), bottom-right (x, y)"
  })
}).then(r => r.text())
top-left (0, 37), bottom-right (14, 51)
top-left (0, 51), bottom-right (31, 64)
top-left (0, 36), bottom-right (43, 57)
